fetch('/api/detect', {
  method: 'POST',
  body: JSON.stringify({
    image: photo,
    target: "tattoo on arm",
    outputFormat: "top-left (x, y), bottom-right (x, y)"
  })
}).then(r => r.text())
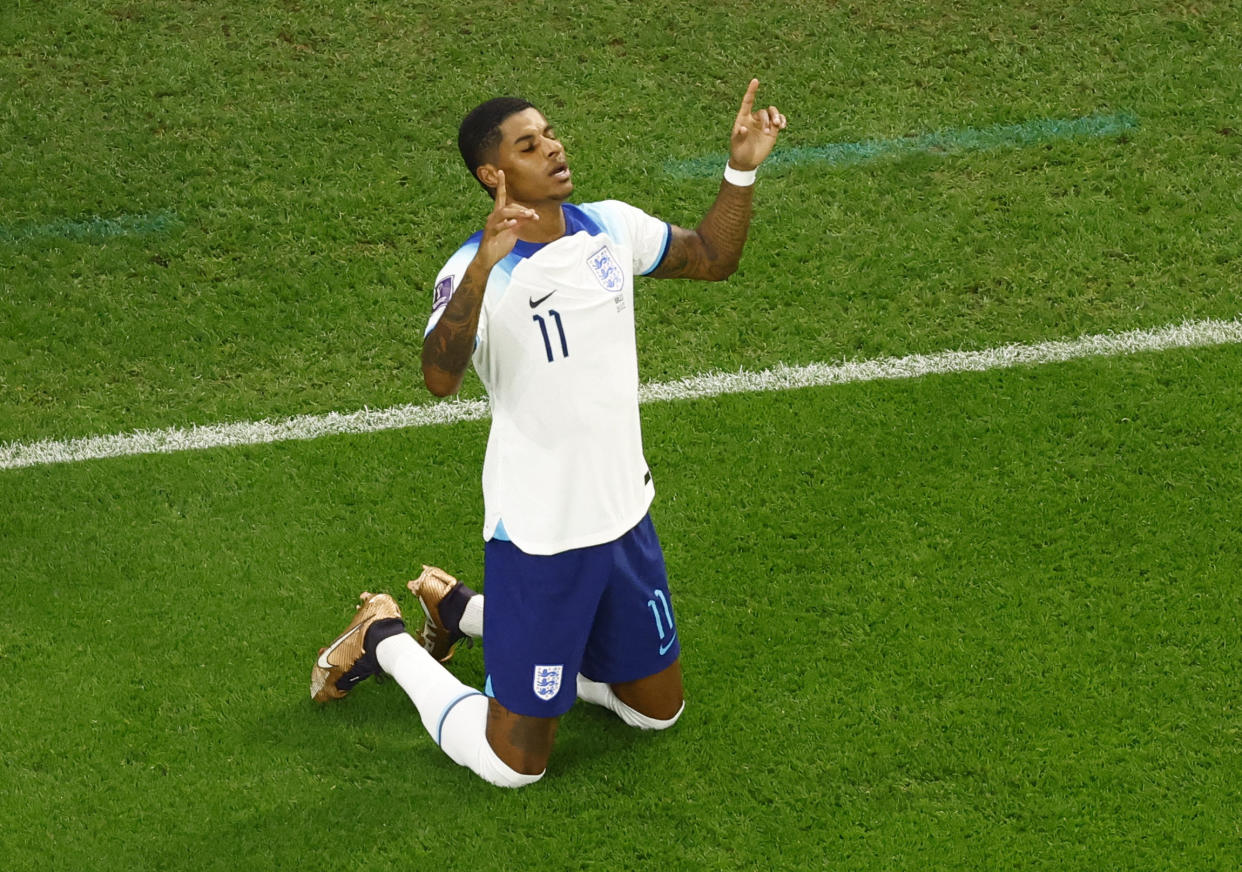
top-left (650, 180), bottom-right (754, 281)
top-left (421, 264), bottom-right (487, 395)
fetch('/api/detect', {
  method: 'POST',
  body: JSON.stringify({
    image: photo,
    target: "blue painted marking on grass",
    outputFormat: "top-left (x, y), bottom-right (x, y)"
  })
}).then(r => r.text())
top-left (0, 211), bottom-right (178, 243)
top-left (666, 111), bottom-right (1138, 177)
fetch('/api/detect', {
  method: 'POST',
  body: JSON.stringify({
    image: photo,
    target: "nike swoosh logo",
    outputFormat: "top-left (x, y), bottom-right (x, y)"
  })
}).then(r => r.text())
top-left (529, 291), bottom-right (555, 308)
top-left (659, 633), bottom-right (678, 656)
top-left (317, 625), bottom-right (362, 669)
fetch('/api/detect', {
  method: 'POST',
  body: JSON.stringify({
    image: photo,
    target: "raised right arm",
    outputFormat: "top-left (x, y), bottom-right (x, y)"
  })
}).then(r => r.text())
top-left (421, 170), bottom-right (539, 397)
top-left (647, 79), bottom-right (785, 283)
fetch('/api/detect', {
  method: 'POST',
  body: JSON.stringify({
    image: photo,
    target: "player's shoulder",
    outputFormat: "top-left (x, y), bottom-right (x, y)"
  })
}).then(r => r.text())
top-left (436, 230), bottom-right (483, 277)
top-left (572, 199), bottom-right (642, 224)
top-left (570, 200), bottom-right (658, 243)
top-left (449, 229), bottom-right (484, 260)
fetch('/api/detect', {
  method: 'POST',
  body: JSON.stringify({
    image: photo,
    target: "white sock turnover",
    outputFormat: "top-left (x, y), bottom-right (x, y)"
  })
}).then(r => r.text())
top-left (575, 674), bottom-right (684, 731)
top-left (459, 594), bottom-right (485, 639)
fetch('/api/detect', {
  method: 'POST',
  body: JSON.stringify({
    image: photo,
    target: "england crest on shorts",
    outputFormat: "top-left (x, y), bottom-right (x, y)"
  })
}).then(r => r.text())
top-left (533, 664), bottom-right (563, 701)
top-left (587, 245), bottom-right (624, 293)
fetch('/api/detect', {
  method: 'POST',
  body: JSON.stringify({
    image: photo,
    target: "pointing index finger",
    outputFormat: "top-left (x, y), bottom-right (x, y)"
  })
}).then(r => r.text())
top-left (495, 169), bottom-right (507, 209)
top-left (737, 78), bottom-right (760, 121)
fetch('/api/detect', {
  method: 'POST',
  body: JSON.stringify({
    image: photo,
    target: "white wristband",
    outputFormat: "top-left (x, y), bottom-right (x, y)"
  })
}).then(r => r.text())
top-left (723, 164), bottom-right (757, 187)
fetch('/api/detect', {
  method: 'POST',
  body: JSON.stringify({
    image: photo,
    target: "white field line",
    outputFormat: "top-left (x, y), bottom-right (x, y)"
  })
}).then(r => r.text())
top-left (3, 317), bottom-right (1240, 472)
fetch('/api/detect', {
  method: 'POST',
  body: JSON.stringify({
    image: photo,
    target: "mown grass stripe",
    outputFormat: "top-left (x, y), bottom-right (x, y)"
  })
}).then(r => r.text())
top-left (666, 111), bottom-right (1138, 177)
top-left (2, 316), bottom-right (1237, 471)
top-left (0, 211), bottom-right (178, 243)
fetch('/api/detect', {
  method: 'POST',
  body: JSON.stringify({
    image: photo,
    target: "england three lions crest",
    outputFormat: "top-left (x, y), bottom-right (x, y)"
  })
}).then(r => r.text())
top-left (587, 245), bottom-right (624, 293)
top-left (533, 664), bottom-right (563, 701)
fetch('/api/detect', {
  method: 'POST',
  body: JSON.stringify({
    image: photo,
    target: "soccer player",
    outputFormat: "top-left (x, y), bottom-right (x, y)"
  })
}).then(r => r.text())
top-left (310, 79), bottom-right (786, 787)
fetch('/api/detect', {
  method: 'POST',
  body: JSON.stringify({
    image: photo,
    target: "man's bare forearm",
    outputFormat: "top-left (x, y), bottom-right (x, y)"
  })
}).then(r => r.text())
top-left (651, 180), bottom-right (754, 281)
top-left (696, 179), bottom-right (754, 278)
top-left (422, 258), bottom-right (490, 396)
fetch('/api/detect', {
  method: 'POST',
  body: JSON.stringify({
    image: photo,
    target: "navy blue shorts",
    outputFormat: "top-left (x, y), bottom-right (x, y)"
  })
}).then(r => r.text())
top-left (482, 514), bottom-right (680, 718)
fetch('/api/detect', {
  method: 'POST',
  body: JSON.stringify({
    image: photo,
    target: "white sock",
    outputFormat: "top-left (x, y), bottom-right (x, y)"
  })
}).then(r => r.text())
top-left (436, 693), bottom-right (543, 788)
top-left (460, 594), bottom-right (484, 639)
top-left (376, 632), bottom-right (541, 788)
top-left (575, 674), bottom-right (684, 730)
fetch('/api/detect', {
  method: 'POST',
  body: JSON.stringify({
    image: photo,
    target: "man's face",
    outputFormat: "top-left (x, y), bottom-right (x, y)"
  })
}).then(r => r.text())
top-left (480, 108), bottom-right (573, 203)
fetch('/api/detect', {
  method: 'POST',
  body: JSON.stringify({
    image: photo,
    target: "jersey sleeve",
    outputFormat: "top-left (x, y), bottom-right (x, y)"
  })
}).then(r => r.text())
top-left (581, 200), bottom-right (671, 276)
top-left (424, 236), bottom-right (482, 338)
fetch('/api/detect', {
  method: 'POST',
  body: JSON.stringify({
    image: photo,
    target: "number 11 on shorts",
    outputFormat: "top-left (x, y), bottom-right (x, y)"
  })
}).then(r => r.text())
top-left (647, 590), bottom-right (676, 655)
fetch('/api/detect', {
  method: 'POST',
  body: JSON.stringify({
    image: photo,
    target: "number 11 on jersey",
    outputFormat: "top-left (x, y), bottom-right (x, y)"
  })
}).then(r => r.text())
top-left (532, 310), bottom-right (569, 362)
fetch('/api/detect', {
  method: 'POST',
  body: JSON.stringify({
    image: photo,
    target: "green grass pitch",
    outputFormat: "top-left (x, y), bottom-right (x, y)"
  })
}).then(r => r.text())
top-left (2, 1), bottom-right (1240, 869)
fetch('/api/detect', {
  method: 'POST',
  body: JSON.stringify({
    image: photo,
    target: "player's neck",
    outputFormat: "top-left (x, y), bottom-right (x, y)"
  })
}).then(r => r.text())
top-left (514, 200), bottom-right (567, 244)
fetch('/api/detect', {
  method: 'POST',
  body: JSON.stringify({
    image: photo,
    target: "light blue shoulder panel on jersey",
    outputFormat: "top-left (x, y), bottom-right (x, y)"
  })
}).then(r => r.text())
top-left (575, 201), bottom-right (672, 275)
top-left (573, 201), bottom-right (626, 248)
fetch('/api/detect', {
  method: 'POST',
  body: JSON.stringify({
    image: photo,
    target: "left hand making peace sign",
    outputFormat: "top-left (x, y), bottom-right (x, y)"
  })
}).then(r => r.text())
top-left (729, 78), bottom-right (787, 171)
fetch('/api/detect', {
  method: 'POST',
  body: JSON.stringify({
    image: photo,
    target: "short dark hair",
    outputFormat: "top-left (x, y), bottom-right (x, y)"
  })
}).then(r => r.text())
top-left (458, 97), bottom-right (535, 194)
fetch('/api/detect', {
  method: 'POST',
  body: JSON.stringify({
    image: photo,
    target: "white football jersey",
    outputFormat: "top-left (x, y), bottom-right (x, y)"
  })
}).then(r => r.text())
top-left (426, 201), bottom-right (671, 555)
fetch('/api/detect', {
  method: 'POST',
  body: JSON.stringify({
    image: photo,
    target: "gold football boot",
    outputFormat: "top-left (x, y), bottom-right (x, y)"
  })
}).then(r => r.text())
top-left (406, 565), bottom-right (476, 663)
top-left (310, 592), bottom-right (404, 703)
